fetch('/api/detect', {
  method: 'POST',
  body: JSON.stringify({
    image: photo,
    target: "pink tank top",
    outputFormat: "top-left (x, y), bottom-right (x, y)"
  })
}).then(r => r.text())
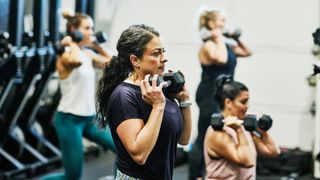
top-left (204, 126), bottom-right (257, 180)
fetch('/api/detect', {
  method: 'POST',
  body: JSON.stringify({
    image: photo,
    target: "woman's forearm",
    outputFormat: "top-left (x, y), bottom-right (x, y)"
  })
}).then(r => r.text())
top-left (178, 106), bottom-right (192, 145)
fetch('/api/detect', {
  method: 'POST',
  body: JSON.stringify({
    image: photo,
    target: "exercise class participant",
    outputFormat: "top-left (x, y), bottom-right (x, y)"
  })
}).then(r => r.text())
top-left (96, 24), bottom-right (192, 180)
top-left (203, 75), bottom-right (280, 180)
top-left (189, 7), bottom-right (252, 180)
top-left (41, 12), bottom-right (115, 180)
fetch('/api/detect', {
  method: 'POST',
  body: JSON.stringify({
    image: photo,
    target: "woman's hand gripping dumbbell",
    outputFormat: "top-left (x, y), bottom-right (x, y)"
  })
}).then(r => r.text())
top-left (211, 113), bottom-right (273, 132)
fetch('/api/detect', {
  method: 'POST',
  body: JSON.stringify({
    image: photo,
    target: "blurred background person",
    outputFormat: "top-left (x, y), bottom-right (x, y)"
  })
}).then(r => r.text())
top-left (189, 7), bottom-right (252, 180)
top-left (41, 12), bottom-right (116, 180)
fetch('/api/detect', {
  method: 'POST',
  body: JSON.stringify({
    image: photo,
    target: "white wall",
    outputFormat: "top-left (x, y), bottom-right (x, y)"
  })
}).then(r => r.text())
top-left (93, 0), bottom-right (320, 150)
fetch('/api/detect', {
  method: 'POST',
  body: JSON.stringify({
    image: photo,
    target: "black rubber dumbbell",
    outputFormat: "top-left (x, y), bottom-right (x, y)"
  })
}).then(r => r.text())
top-left (223, 28), bottom-right (242, 40)
top-left (313, 28), bottom-right (320, 46)
top-left (257, 114), bottom-right (273, 131)
top-left (69, 30), bottom-right (84, 43)
top-left (55, 31), bottom-right (107, 55)
top-left (243, 114), bottom-right (273, 131)
top-left (68, 30), bottom-right (107, 44)
top-left (211, 113), bottom-right (224, 131)
top-left (210, 114), bottom-right (257, 131)
top-left (211, 113), bottom-right (273, 131)
top-left (148, 71), bottom-right (185, 94)
top-left (94, 31), bottom-right (108, 44)
top-left (163, 71), bottom-right (185, 94)
top-left (54, 31), bottom-right (83, 55)
top-left (210, 113), bottom-right (255, 131)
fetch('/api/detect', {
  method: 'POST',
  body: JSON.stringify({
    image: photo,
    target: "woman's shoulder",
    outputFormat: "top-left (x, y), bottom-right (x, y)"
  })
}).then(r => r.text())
top-left (111, 82), bottom-right (141, 100)
top-left (201, 40), bottom-right (218, 51)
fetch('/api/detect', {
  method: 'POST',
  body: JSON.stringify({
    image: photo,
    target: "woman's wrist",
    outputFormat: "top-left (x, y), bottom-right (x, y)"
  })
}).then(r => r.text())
top-left (152, 102), bottom-right (166, 110)
top-left (178, 100), bottom-right (192, 109)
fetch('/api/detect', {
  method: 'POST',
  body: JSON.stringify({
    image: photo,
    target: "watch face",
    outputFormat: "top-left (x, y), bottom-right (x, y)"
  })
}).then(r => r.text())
top-left (179, 101), bottom-right (192, 108)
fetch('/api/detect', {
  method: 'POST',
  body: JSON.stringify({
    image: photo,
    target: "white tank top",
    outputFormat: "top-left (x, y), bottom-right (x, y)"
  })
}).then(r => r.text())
top-left (57, 49), bottom-right (96, 116)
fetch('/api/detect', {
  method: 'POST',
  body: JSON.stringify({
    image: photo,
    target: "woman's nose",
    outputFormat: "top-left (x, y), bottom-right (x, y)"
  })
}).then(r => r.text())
top-left (161, 58), bottom-right (168, 63)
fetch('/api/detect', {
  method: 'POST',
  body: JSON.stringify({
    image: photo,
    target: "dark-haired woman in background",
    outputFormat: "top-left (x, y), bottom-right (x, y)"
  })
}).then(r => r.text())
top-left (41, 13), bottom-right (115, 180)
top-left (96, 24), bottom-right (192, 180)
top-left (203, 75), bottom-right (280, 180)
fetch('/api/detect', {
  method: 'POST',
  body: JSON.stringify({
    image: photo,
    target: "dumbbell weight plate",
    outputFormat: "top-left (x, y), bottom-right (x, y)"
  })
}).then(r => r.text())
top-left (211, 113), bottom-right (224, 131)
top-left (243, 115), bottom-right (257, 131)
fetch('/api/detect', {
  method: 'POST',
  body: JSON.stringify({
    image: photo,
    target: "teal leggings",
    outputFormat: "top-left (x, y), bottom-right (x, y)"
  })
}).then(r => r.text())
top-left (41, 112), bottom-right (116, 180)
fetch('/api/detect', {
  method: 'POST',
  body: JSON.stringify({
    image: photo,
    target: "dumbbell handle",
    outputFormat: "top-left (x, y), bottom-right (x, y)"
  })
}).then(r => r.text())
top-left (148, 76), bottom-right (171, 88)
top-left (211, 114), bottom-right (272, 132)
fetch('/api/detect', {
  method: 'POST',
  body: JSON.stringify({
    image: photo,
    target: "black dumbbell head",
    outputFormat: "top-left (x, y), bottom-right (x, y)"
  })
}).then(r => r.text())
top-left (313, 64), bottom-right (320, 76)
top-left (313, 28), bottom-right (320, 45)
top-left (163, 71), bottom-right (185, 94)
top-left (243, 115), bottom-right (257, 131)
top-left (233, 29), bottom-right (242, 39)
top-left (211, 113), bottom-right (224, 131)
top-left (54, 43), bottom-right (65, 55)
top-left (258, 114), bottom-right (273, 131)
top-left (95, 31), bottom-right (108, 44)
top-left (69, 30), bottom-right (83, 43)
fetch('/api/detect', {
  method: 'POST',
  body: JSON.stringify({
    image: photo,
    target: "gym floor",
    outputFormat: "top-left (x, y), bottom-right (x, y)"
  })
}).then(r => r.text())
top-left (35, 150), bottom-right (316, 180)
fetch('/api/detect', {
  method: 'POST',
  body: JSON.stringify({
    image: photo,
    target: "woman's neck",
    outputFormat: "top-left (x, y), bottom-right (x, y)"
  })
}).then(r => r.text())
top-left (127, 72), bottom-right (143, 85)
top-left (222, 111), bottom-right (230, 118)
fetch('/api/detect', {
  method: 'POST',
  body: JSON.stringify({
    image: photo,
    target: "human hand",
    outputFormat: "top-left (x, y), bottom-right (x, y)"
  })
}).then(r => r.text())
top-left (224, 116), bottom-right (243, 130)
top-left (140, 74), bottom-right (166, 108)
top-left (61, 36), bottom-right (73, 46)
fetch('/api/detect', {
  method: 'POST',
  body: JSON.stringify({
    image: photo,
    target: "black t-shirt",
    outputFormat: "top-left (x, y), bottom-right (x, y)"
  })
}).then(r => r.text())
top-left (107, 82), bottom-right (183, 180)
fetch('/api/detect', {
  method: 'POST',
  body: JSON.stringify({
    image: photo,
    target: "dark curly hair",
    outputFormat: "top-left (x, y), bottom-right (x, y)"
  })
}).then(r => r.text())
top-left (96, 24), bottom-right (160, 128)
top-left (214, 74), bottom-right (249, 110)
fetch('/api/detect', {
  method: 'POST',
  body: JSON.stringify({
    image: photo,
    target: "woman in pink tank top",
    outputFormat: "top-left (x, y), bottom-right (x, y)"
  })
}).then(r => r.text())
top-left (203, 75), bottom-right (280, 180)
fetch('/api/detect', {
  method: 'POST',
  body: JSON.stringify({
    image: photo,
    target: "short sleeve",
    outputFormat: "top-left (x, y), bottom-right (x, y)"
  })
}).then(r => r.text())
top-left (108, 84), bottom-right (143, 128)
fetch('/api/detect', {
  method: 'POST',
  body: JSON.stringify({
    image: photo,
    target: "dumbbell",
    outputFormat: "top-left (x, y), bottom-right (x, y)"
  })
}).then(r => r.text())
top-left (313, 28), bottom-right (320, 46)
top-left (94, 31), bottom-right (108, 44)
top-left (68, 30), bottom-right (108, 44)
top-left (223, 28), bottom-right (242, 40)
top-left (210, 113), bottom-right (256, 131)
top-left (148, 71), bottom-right (185, 94)
top-left (211, 113), bottom-right (273, 131)
top-left (55, 31), bottom-right (107, 55)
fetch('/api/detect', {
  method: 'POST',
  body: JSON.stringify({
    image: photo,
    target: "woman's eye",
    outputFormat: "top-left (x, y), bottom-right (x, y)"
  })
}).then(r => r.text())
top-left (152, 52), bottom-right (161, 57)
top-left (240, 100), bottom-right (247, 105)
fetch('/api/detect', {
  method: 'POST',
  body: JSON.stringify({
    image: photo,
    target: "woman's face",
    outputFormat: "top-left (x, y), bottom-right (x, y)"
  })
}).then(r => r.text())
top-left (138, 36), bottom-right (167, 76)
top-left (78, 17), bottom-right (94, 45)
top-left (227, 90), bottom-right (249, 120)
top-left (209, 12), bottom-right (225, 29)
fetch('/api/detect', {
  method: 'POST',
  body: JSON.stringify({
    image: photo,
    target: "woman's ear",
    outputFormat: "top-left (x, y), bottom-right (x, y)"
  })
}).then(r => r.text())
top-left (70, 26), bottom-right (75, 32)
top-left (130, 55), bottom-right (140, 68)
top-left (208, 19), bottom-right (215, 29)
top-left (224, 98), bottom-right (232, 110)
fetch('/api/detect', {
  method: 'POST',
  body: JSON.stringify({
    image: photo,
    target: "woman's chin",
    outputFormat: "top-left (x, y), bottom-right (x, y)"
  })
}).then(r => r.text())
top-left (158, 68), bottom-right (165, 76)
